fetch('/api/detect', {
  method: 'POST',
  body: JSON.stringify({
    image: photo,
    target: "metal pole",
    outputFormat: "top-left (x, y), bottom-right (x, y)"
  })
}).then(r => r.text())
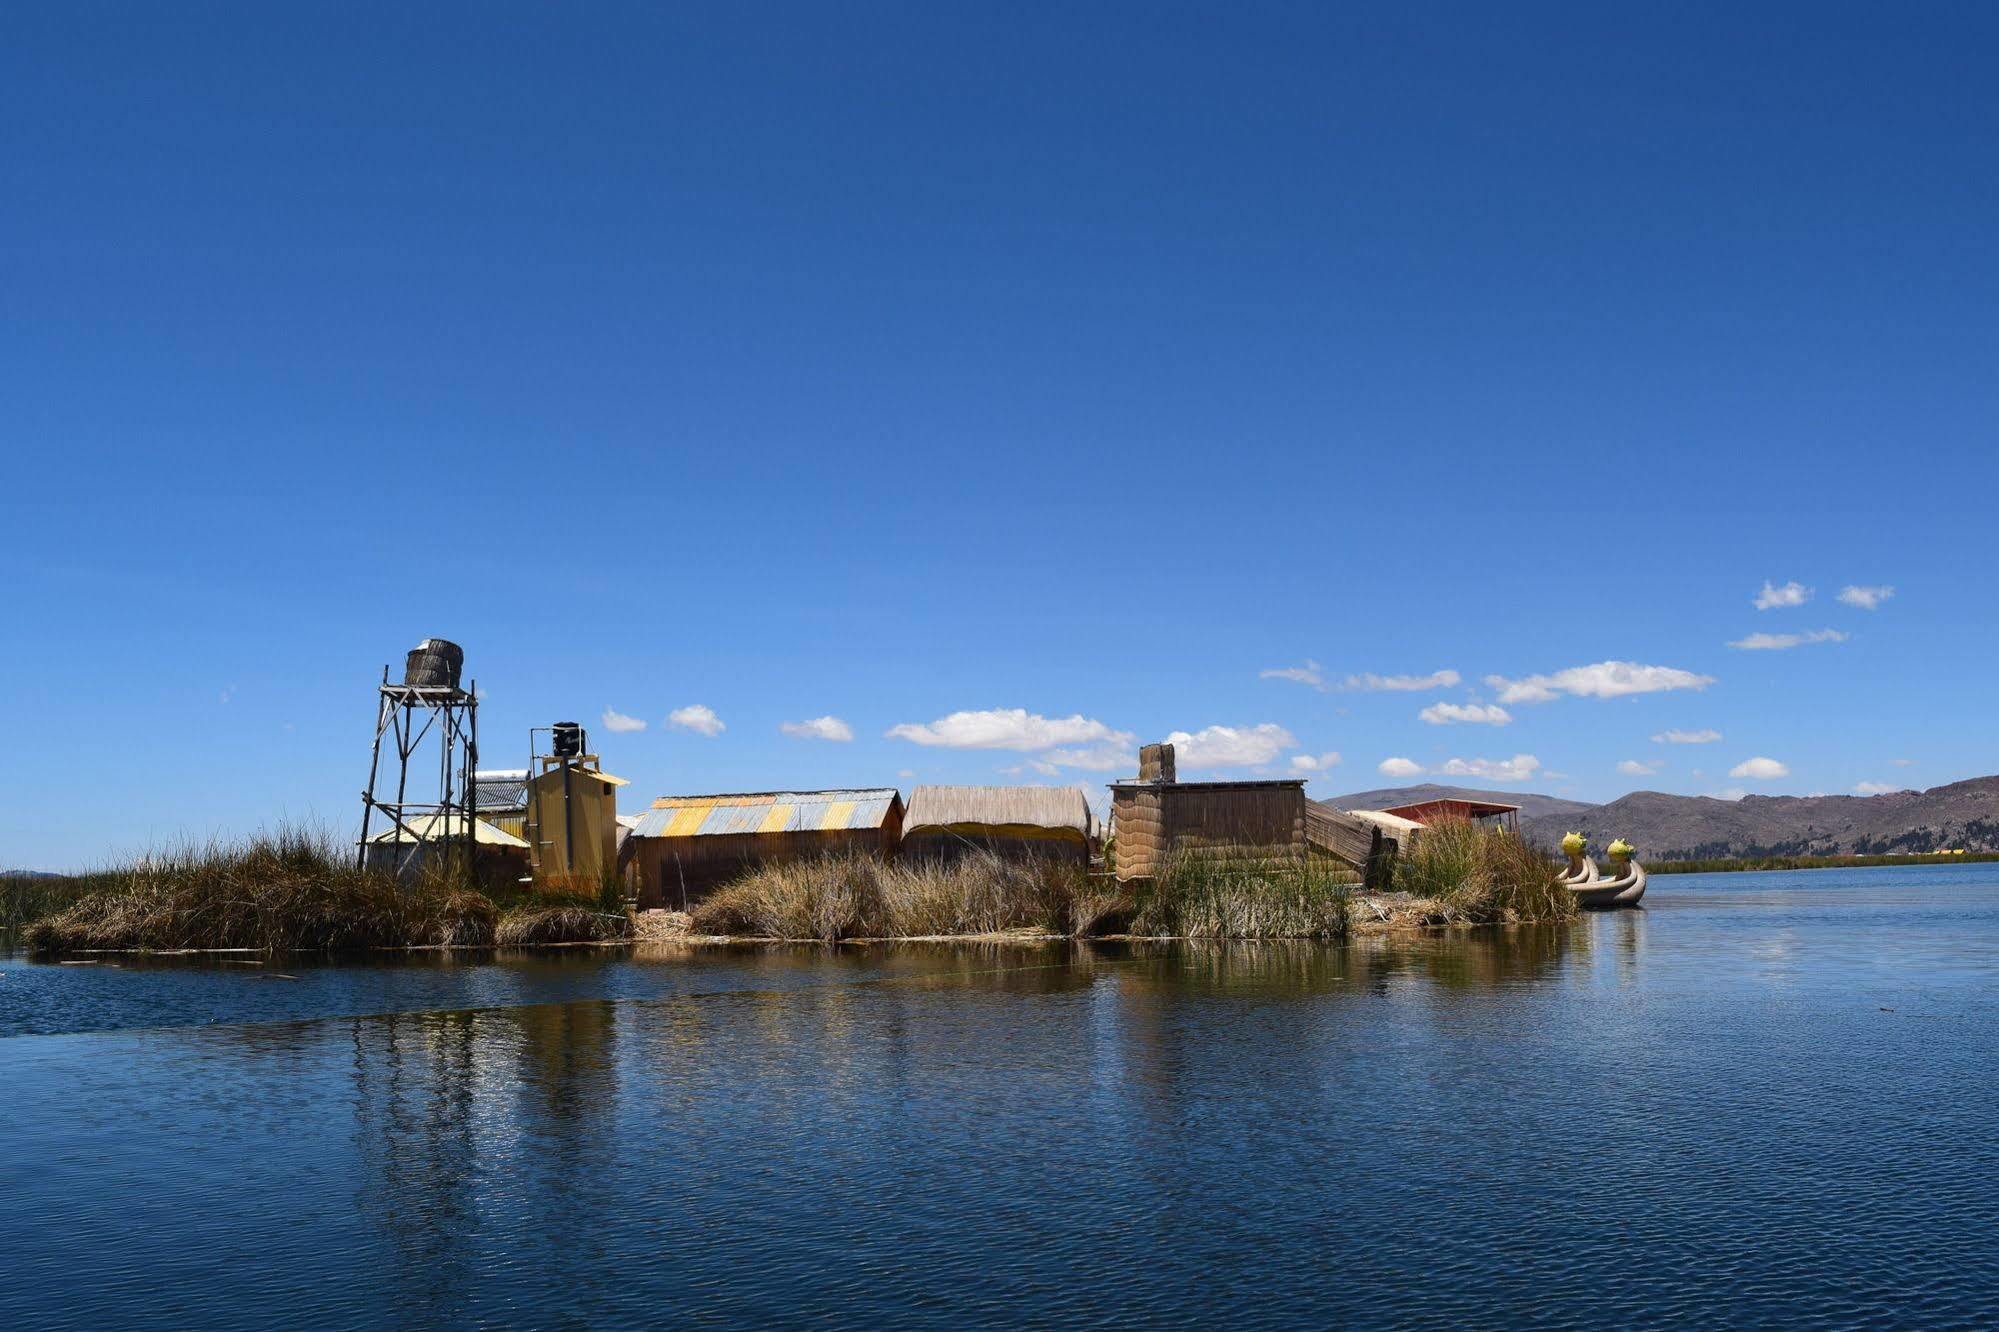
top-left (357, 665), bottom-right (389, 870)
top-left (391, 699), bottom-right (413, 879)
top-left (465, 682), bottom-right (479, 883)
top-left (562, 760), bottom-right (575, 874)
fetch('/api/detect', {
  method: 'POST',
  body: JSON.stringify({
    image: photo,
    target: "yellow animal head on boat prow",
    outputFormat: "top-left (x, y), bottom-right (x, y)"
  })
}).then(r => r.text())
top-left (1607, 838), bottom-right (1635, 860)
top-left (1561, 831), bottom-right (1587, 856)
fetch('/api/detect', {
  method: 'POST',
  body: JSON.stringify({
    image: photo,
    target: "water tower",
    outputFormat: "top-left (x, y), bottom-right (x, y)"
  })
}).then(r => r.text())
top-left (356, 638), bottom-right (480, 875)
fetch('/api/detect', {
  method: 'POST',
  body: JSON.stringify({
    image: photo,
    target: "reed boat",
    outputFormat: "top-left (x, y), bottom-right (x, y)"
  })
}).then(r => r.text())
top-left (1569, 861), bottom-right (1645, 908)
top-left (1558, 834), bottom-right (1646, 908)
top-left (1558, 835), bottom-right (1599, 886)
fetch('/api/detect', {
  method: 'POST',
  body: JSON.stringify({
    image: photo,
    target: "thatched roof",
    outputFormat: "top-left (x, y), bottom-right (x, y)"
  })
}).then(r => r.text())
top-left (1346, 809), bottom-right (1425, 836)
top-left (903, 785), bottom-right (1092, 838)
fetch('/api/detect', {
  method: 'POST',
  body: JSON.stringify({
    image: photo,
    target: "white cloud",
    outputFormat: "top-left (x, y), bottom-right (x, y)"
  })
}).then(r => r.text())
top-left (1260, 660), bottom-right (1327, 691)
top-left (601, 707), bottom-right (648, 734)
top-left (1853, 781), bottom-right (1903, 795)
top-left (1889, 757), bottom-right (1915, 766)
top-left (1164, 723), bottom-right (1296, 770)
top-left (1617, 759), bottom-right (1664, 776)
top-left (1727, 629), bottom-right (1848, 651)
top-left (1036, 744), bottom-right (1138, 772)
top-left (1753, 580), bottom-right (1812, 610)
top-left (1342, 670), bottom-right (1460, 692)
top-left (1486, 661), bottom-right (1715, 705)
top-left (1729, 756), bottom-right (1790, 780)
top-left (1838, 584), bottom-right (1895, 610)
top-left (1377, 757), bottom-right (1424, 778)
top-left (1652, 728), bottom-right (1722, 744)
top-left (1436, 754), bottom-right (1541, 783)
top-left (1708, 788), bottom-right (1750, 802)
top-left (1419, 702), bottom-right (1512, 726)
top-left (897, 768), bottom-right (916, 779)
top-left (1289, 751), bottom-right (1342, 773)
top-left (887, 708), bottom-right (1131, 752)
top-left (667, 704), bottom-right (725, 737)
top-left (781, 716), bottom-right (854, 742)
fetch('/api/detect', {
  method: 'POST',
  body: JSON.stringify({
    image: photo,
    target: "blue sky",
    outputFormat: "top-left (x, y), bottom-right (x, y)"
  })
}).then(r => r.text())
top-left (6, 2), bottom-right (1996, 868)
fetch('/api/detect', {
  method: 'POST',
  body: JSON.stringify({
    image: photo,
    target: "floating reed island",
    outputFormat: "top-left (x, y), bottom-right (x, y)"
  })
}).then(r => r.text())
top-left (17, 829), bottom-right (632, 956)
top-left (13, 643), bottom-right (1648, 956)
top-left (14, 816), bottom-right (1573, 956)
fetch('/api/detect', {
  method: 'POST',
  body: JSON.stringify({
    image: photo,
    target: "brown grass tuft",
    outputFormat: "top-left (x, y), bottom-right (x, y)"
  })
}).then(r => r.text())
top-left (495, 906), bottom-right (633, 946)
top-left (690, 851), bottom-right (1082, 941)
top-left (1132, 856), bottom-right (1356, 940)
top-left (1390, 820), bottom-right (1574, 924)
top-left (22, 828), bottom-right (498, 954)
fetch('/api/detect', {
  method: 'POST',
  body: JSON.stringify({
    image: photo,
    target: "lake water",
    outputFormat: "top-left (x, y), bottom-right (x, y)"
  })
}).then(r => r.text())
top-left (5, 864), bottom-right (1998, 1328)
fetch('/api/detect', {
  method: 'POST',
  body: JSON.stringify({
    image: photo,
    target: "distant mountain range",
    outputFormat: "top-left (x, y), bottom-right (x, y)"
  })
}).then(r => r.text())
top-left (1332, 778), bottom-right (1999, 860)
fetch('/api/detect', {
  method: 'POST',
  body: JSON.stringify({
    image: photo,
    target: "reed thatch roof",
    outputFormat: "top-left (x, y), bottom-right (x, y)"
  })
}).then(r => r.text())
top-left (903, 785), bottom-right (1092, 837)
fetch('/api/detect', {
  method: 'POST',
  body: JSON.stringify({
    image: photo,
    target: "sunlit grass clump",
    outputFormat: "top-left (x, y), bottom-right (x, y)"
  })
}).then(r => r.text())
top-left (495, 905), bottom-right (633, 946)
top-left (1132, 856), bottom-right (1356, 940)
top-left (691, 851), bottom-right (1088, 941)
top-left (23, 828), bottom-right (499, 954)
top-left (1390, 820), bottom-right (1574, 924)
top-left (691, 850), bottom-right (1356, 941)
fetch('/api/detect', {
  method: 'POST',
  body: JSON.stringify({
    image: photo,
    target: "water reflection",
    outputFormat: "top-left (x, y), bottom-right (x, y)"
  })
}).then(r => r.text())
top-left (12, 872), bottom-right (1999, 1328)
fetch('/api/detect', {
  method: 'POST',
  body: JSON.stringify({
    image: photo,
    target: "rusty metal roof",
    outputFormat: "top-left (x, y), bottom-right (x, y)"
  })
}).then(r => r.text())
top-left (1380, 797), bottom-right (1519, 822)
top-left (631, 789), bottom-right (900, 838)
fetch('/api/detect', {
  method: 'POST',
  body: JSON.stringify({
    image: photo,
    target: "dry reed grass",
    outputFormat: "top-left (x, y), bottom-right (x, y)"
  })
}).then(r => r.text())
top-left (690, 851), bottom-right (1357, 941)
top-left (495, 906), bottom-right (634, 946)
top-left (691, 851), bottom-right (1085, 940)
top-left (23, 828), bottom-right (499, 954)
top-left (1390, 820), bottom-right (1574, 924)
top-left (1133, 856), bottom-right (1356, 940)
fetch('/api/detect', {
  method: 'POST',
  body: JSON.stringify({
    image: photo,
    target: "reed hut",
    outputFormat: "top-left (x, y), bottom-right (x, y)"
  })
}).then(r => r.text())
top-left (626, 788), bottom-right (904, 909)
top-left (1108, 742), bottom-right (1390, 881)
top-left (900, 785), bottom-right (1094, 865)
top-left (1109, 775), bottom-right (1308, 881)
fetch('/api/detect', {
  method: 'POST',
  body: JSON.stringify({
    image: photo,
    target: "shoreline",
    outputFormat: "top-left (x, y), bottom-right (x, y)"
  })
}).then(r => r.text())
top-left (16, 896), bottom-right (1537, 960)
top-left (1645, 852), bottom-right (1999, 875)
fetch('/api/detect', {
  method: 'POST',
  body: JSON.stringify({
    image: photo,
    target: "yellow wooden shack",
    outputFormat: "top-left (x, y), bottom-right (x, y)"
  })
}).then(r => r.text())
top-left (525, 755), bottom-right (629, 890)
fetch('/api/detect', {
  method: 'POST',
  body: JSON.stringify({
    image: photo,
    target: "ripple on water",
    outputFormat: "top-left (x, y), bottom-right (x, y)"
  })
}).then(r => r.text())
top-left (4, 866), bottom-right (1999, 1328)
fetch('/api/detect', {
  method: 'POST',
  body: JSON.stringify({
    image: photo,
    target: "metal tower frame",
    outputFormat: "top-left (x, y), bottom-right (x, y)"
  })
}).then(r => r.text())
top-left (357, 665), bottom-right (480, 875)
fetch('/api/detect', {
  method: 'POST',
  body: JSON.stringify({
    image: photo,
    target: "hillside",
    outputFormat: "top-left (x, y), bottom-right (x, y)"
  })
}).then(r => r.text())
top-left (1336, 777), bottom-right (1999, 860)
top-left (1520, 777), bottom-right (1999, 859)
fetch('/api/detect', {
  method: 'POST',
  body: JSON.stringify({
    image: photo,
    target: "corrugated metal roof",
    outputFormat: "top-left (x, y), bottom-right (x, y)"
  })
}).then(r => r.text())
top-left (903, 785), bottom-right (1091, 837)
top-left (1381, 796), bottom-right (1517, 820)
top-left (474, 770), bottom-right (530, 811)
top-left (632, 789), bottom-right (899, 839)
top-left (366, 813), bottom-right (531, 849)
